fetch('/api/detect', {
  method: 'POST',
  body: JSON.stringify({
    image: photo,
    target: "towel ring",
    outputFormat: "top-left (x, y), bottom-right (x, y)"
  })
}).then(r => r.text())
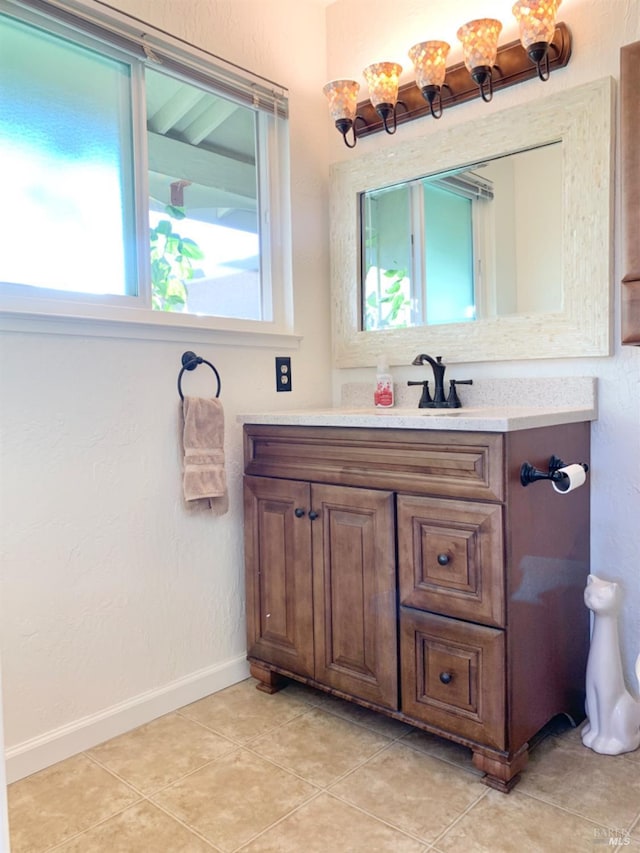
top-left (177, 351), bottom-right (221, 401)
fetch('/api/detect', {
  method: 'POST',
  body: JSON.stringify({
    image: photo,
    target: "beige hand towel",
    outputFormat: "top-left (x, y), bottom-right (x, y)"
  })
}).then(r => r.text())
top-left (181, 396), bottom-right (227, 513)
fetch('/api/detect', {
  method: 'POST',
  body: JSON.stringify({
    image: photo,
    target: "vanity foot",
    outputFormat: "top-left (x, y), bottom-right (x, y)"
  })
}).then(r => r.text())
top-left (250, 662), bottom-right (287, 694)
top-left (472, 744), bottom-right (529, 792)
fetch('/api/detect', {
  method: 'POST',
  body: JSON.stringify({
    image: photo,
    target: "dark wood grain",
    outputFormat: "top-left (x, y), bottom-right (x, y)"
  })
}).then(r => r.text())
top-left (621, 41), bottom-right (640, 344)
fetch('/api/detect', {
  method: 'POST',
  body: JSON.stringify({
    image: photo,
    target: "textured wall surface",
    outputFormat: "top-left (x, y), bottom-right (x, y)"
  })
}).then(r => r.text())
top-left (327, 0), bottom-right (640, 684)
top-left (0, 0), bottom-right (332, 768)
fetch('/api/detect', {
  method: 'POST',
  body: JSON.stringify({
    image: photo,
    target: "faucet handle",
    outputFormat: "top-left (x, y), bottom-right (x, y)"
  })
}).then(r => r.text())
top-left (407, 380), bottom-right (433, 408)
top-left (447, 379), bottom-right (473, 409)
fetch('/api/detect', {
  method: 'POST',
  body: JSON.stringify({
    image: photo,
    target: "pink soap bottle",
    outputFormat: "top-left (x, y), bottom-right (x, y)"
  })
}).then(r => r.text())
top-left (374, 356), bottom-right (394, 408)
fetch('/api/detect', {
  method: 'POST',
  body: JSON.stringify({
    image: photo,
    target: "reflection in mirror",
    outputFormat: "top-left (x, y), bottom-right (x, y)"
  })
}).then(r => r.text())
top-left (361, 143), bottom-right (562, 331)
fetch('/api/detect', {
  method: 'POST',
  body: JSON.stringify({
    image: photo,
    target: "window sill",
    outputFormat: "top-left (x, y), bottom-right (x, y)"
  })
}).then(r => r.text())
top-left (0, 304), bottom-right (302, 350)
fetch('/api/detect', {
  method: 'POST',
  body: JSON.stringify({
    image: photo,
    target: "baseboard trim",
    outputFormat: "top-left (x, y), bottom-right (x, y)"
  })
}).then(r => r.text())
top-left (5, 655), bottom-right (250, 783)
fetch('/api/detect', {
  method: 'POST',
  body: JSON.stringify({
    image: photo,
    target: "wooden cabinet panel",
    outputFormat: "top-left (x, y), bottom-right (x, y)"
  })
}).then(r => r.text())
top-left (243, 476), bottom-right (314, 677)
top-left (398, 495), bottom-right (504, 626)
top-left (400, 607), bottom-right (506, 750)
top-left (312, 484), bottom-right (398, 709)
top-left (244, 425), bottom-right (503, 500)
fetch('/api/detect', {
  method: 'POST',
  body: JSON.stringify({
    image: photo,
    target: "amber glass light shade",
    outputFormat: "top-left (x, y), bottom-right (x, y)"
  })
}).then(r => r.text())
top-left (456, 18), bottom-right (502, 73)
top-left (322, 78), bottom-right (360, 122)
top-left (512, 0), bottom-right (560, 50)
top-left (362, 62), bottom-right (402, 107)
top-left (408, 40), bottom-right (450, 88)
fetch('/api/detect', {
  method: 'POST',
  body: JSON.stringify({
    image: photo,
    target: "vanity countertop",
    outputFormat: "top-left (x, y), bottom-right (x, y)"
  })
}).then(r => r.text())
top-left (237, 404), bottom-right (597, 432)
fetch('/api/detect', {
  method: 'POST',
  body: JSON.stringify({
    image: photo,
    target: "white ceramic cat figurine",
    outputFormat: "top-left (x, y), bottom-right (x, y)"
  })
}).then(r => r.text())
top-left (582, 574), bottom-right (640, 755)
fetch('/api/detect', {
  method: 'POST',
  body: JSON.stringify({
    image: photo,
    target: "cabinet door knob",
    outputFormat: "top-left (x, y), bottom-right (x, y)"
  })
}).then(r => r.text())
top-left (308, 510), bottom-right (319, 521)
top-left (294, 508), bottom-right (306, 518)
top-left (439, 671), bottom-right (453, 684)
top-left (437, 553), bottom-right (451, 566)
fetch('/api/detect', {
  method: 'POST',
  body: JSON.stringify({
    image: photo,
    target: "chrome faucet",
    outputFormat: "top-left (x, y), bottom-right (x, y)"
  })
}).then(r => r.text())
top-left (408, 354), bottom-right (473, 408)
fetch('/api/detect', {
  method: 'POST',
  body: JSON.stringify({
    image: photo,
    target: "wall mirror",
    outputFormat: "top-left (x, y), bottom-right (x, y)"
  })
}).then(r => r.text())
top-left (361, 144), bottom-right (562, 332)
top-left (330, 77), bottom-right (613, 367)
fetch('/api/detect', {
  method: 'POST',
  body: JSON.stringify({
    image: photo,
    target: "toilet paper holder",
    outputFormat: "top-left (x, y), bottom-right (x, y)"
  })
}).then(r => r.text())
top-left (520, 455), bottom-right (589, 488)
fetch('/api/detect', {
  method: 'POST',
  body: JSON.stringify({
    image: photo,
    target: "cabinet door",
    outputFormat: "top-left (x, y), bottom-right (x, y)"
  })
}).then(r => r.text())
top-left (312, 484), bottom-right (398, 709)
top-left (398, 494), bottom-right (504, 627)
top-left (400, 607), bottom-right (506, 750)
top-left (244, 476), bottom-right (314, 678)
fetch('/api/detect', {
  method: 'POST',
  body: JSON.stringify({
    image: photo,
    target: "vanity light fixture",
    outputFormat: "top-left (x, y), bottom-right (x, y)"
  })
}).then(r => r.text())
top-left (362, 62), bottom-right (404, 134)
top-left (322, 78), bottom-right (363, 148)
top-left (512, 0), bottom-right (561, 81)
top-left (456, 18), bottom-right (503, 103)
top-left (324, 16), bottom-right (572, 143)
top-left (408, 40), bottom-right (451, 119)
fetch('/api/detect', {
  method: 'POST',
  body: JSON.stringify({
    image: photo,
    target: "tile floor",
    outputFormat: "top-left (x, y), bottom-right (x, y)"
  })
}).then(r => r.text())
top-left (7, 677), bottom-right (640, 852)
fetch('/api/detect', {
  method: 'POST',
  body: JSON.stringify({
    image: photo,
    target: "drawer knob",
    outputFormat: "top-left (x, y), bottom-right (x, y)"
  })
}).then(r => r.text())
top-left (437, 553), bottom-right (451, 566)
top-left (308, 510), bottom-right (319, 521)
top-left (439, 671), bottom-right (453, 684)
top-left (294, 508), bottom-right (306, 518)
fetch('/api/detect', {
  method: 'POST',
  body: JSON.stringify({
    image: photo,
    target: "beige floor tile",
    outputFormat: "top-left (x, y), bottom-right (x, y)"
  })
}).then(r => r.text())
top-left (151, 747), bottom-right (316, 851)
top-left (400, 728), bottom-right (482, 775)
top-left (240, 792), bottom-right (427, 852)
top-left (274, 680), bottom-right (327, 707)
top-left (178, 679), bottom-right (311, 743)
top-left (87, 711), bottom-right (235, 794)
top-left (8, 753), bottom-right (140, 853)
top-left (529, 713), bottom-right (577, 751)
top-left (249, 707), bottom-right (391, 787)
top-left (319, 694), bottom-right (413, 739)
top-left (517, 732), bottom-right (640, 828)
top-left (329, 741), bottom-right (485, 844)
top-left (434, 788), bottom-right (605, 853)
top-left (623, 745), bottom-right (640, 763)
top-left (53, 800), bottom-right (216, 852)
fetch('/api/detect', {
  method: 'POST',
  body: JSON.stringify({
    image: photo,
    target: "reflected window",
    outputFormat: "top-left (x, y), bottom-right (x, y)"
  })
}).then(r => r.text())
top-left (361, 171), bottom-right (492, 330)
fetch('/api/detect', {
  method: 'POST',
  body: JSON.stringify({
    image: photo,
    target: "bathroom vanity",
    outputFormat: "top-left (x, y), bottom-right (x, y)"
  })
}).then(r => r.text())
top-left (241, 406), bottom-right (592, 791)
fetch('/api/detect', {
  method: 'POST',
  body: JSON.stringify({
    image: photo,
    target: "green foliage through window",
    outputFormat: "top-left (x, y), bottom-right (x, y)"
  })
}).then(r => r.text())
top-left (149, 206), bottom-right (205, 312)
top-left (364, 267), bottom-right (411, 330)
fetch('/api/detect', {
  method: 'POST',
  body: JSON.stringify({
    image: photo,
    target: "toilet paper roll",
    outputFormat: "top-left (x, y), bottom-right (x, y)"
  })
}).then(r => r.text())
top-left (552, 463), bottom-right (587, 494)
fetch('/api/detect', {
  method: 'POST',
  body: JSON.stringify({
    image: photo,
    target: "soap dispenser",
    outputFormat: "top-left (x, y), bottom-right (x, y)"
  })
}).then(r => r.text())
top-left (374, 356), bottom-right (394, 408)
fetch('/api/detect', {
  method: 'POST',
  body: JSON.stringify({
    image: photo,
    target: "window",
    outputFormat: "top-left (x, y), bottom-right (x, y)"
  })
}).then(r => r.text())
top-left (361, 172), bottom-right (493, 331)
top-left (0, 0), bottom-right (291, 332)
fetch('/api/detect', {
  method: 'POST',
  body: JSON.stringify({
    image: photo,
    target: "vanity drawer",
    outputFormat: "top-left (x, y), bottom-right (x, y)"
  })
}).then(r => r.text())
top-left (398, 495), bottom-right (505, 627)
top-left (244, 425), bottom-right (503, 500)
top-left (400, 607), bottom-right (506, 750)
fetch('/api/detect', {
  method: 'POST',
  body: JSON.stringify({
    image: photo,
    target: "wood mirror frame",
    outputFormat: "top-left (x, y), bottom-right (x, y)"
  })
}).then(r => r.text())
top-left (621, 41), bottom-right (640, 345)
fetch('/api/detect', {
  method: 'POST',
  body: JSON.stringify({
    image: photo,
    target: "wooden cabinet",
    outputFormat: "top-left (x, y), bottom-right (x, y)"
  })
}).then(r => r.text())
top-left (243, 422), bottom-right (590, 791)
top-left (244, 476), bottom-right (397, 709)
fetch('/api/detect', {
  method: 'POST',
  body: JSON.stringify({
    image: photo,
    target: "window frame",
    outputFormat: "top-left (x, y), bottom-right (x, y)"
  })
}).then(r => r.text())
top-left (0, 0), bottom-right (294, 340)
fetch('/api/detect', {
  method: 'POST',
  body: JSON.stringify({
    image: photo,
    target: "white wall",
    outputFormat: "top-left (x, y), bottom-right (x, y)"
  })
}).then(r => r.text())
top-left (327, 0), bottom-right (640, 683)
top-left (0, 0), bottom-right (332, 782)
